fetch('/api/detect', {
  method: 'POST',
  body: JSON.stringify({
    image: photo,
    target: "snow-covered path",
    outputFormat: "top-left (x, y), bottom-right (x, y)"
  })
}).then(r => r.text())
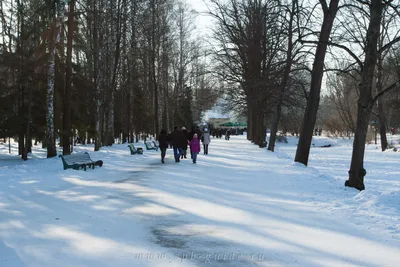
top-left (1, 136), bottom-right (399, 267)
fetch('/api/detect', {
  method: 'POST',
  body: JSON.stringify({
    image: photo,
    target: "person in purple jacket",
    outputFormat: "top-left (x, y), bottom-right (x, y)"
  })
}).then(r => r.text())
top-left (189, 133), bottom-right (201, 164)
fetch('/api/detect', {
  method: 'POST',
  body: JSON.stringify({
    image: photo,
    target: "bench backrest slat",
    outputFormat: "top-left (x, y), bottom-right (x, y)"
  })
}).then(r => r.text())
top-left (61, 152), bottom-right (93, 164)
top-left (145, 141), bottom-right (155, 147)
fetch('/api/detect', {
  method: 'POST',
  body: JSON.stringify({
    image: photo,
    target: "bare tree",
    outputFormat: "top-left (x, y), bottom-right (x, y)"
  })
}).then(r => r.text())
top-left (268, 0), bottom-right (302, 151)
top-left (62, 0), bottom-right (76, 155)
top-left (346, 0), bottom-right (400, 190)
top-left (208, 0), bottom-right (283, 146)
top-left (295, 0), bottom-right (340, 165)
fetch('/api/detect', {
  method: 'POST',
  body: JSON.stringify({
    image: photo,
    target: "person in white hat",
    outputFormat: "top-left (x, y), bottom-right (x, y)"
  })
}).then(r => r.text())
top-left (181, 126), bottom-right (189, 159)
top-left (202, 128), bottom-right (211, 155)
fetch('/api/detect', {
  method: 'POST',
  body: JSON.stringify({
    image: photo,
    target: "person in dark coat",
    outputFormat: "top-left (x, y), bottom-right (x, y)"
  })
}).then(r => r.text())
top-left (157, 129), bottom-right (169, 164)
top-left (219, 128), bottom-right (224, 138)
top-left (181, 127), bottom-right (189, 159)
top-left (225, 129), bottom-right (230, 140)
top-left (170, 126), bottom-right (186, 162)
top-left (166, 132), bottom-right (172, 148)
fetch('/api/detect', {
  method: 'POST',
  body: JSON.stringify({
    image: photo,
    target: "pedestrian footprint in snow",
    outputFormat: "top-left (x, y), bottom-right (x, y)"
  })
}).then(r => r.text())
top-left (190, 133), bottom-right (201, 164)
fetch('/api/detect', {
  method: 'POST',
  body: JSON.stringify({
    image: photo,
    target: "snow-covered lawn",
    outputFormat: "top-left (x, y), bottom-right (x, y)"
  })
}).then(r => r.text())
top-left (0, 136), bottom-right (399, 267)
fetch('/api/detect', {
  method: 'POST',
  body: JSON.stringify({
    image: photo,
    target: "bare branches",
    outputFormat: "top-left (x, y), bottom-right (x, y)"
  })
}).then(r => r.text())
top-left (319, 0), bottom-right (329, 13)
top-left (299, 40), bottom-right (364, 69)
top-left (379, 35), bottom-right (400, 54)
top-left (373, 80), bottom-right (400, 103)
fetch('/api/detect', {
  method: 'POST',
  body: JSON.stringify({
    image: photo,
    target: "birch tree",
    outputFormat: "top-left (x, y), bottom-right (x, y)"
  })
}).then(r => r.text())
top-left (46, 0), bottom-right (66, 158)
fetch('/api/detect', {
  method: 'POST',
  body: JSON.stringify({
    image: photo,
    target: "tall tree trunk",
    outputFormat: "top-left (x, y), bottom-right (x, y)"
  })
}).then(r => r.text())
top-left (17, 0), bottom-right (25, 157)
top-left (23, 75), bottom-right (33, 160)
top-left (164, 58), bottom-right (170, 132)
top-left (151, 0), bottom-right (159, 136)
top-left (107, 92), bottom-right (115, 145)
top-left (105, 0), bottom-right (122, 146)
top-left (58, 2), bottom-right (65, 149)
top-left (295, 0), bottom-right (339, 165)
top-left (94, 1), bottom-right (102, 151)
top-left (247, 102), bottom-right (253, 141)
top-left (268, 0), bottom-right (295, 152)
top-left (46, 49), bottom-right (57, 158)
top-left (378, 106), bottom-right (388, 151)
top-left (376, 34), bottom-right (388, 151)
top-left (252, 100), bottom-right (262, 145)
top-left (123, 88), bottom-right (130, 143)
top-left (63, 0), bottom-right (75, 155)
top-left (46, 12), bottom-right (62, 158)
top-left (268, 103), bottom-right (281, 151)
top-left (346, 0), bottom-right (382, 191)
top-left (258, 112), bottom-right (266, 147)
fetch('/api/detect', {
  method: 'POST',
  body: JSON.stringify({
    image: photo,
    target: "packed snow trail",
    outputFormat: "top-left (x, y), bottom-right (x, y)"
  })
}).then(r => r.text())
top-left (0, 136), bottom-right (399, 267)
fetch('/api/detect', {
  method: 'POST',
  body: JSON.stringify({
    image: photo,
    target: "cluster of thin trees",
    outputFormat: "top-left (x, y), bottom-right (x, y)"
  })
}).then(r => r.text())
top-left (209, 0), bottom-right (400, 190)
top-left (0, 0), bottom-right (218, 159)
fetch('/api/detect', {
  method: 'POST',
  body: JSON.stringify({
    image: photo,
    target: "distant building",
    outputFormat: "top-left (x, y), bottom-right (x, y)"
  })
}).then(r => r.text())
top-left (203, 110), bottom-right (231, 128)
top-left (202, 98), bottom-right (235, 128)
top-left (209, 117), bottom-right (231, 128)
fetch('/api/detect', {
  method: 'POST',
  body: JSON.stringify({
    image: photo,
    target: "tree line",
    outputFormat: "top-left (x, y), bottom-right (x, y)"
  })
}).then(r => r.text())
top-left (0, 0), bottom-right (218, 159)
top-left (208, 0), bottom-right (400, 191)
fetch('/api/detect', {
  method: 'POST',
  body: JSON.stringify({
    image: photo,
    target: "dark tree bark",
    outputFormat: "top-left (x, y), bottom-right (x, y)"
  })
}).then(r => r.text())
top-left (23, 76), bottom-right (33, 160)
top-left (151, 0), bottom-right (159, 136)
top-left (295, 0), bottom-right (339, 165)
top-left (17, 0), bottom-right (25, 158)
top-left (346, 0), bottom-right (383, 191)
top-left (376, 27), bottom-right (389, 152)
top-left (93, 0), bottom-right (102, 152)
top-left (377, 56), bottom-right (388, 152)
top-left (63, 0), bottom-right (75, 155)
top-left (268, 103), bottom-right (281, 151)
top-left (268, 0), bottom-right (296, 152)
top-left (378, 106), bottom-right (388, 151)
top-left (247, 103), bottom-right (252, 141)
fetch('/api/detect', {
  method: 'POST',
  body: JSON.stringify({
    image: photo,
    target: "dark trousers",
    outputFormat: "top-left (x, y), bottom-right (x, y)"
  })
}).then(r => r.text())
top-left (192, 152), bottom-right (198, 163)
top-left (160, 147), bottom-right (167, 161)
top-left (203, 144), bottom-right (209, 154)
top-left (181, 148), bottom-right (187, 158)
top-left (173, 147), bottom-right (183, 161)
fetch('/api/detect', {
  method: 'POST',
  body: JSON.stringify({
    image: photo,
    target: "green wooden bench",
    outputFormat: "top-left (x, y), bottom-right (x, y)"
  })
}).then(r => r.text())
top-left (127, 144), bottom-right (143, 155)
top-left (152, 140), bottom-right (159, 150)
top-left (277, 134), bottom-right (288, 143)
top-left (59, 152), bottom-right (103, 171)
top-left (145, 141), bottom-right (158, 151)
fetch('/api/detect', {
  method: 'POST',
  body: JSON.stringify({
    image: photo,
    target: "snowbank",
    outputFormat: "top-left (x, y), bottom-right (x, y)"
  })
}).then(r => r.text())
top-left (1, 136), bottom-right (399, 267)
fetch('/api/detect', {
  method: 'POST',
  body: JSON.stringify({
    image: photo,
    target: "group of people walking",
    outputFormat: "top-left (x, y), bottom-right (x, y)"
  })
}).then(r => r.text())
top-left (211, 128), bottom-right (245, 139)
top-left (157, 126), bottom-right (211, 164)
